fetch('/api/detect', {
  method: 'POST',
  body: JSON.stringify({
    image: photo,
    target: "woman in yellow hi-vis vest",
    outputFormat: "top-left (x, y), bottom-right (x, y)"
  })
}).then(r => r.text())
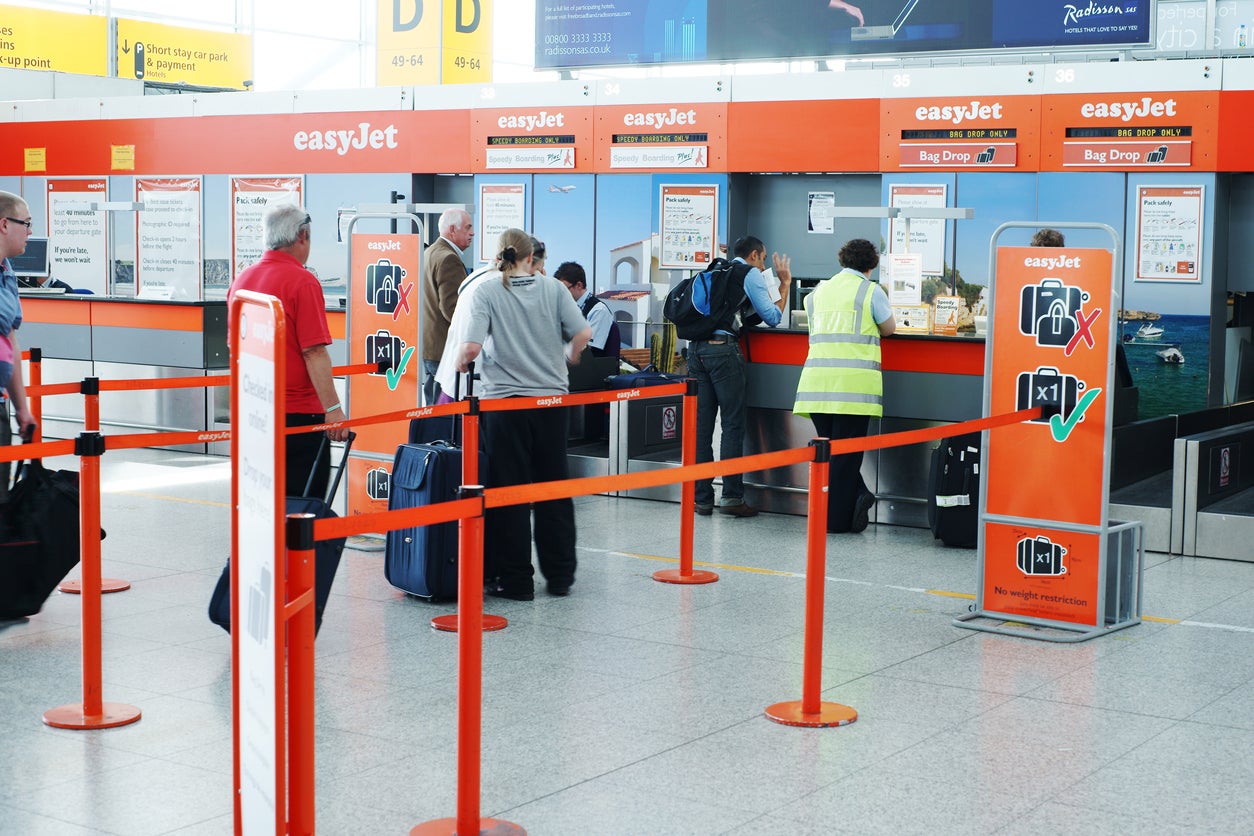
top-left (794, 239), bottom-right (896, 533)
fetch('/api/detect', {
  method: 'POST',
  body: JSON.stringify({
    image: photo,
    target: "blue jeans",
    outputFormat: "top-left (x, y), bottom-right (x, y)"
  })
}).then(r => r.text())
top-left (688, 338), bottom-right (747, 507)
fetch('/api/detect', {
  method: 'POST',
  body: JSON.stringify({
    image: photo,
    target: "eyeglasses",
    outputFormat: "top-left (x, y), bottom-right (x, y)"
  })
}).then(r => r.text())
top-left (302, 214), bottom-right (312, 226)
top-left (4, 217), bottom-right (32, 229)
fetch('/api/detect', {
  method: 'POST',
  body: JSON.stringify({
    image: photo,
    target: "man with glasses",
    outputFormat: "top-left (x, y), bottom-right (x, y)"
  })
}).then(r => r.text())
top-left (228, 203), bottom-right (348, 498)
top-left (0, 191), bottom-right (38, 499)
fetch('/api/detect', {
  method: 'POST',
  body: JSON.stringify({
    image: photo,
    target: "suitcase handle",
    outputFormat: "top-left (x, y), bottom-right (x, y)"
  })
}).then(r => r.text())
top-left (303, 431), bottom-right (357, 504)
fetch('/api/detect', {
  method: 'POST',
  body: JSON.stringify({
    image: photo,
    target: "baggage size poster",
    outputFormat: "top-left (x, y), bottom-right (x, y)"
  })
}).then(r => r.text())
top-left (985, 246), bottom-right (1114, 528)
top-left (347, 233), bottom-right (421, 514)
top-left (981, 521), bottom-right (1102, 626)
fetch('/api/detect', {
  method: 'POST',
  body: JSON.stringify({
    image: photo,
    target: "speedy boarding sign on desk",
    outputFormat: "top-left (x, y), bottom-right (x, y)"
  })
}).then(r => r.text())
top-left (981, 245), bottom-right (1114, 627)
top-left (347, 233), bottom-right (421, 517)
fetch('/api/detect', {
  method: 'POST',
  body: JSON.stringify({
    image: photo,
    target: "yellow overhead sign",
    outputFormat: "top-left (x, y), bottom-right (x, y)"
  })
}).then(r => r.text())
top-left (377, 0), bottom-right (441, 86)
top-left (0, 4), bottom-right (108, 76)
top-left (375, 0), bottom-right (491, 86)
top-left (116, 18), bottom-right (252, 90)
top-left (442, 0), bottom-right (491, 84)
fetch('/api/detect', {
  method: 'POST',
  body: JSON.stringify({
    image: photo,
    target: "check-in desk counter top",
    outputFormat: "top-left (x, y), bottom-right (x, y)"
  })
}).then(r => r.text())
top-left (742, 328), bottom-right (986, 526)
top-left (20, 296), bottom-right (236, 451)
top-left (20, 295), bottom-right (228, 369)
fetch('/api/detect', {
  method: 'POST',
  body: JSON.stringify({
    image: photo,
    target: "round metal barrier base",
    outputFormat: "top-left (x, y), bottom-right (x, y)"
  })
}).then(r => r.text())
top-left (430, 614), bottom-right (509, 633)
top-left (653, 568), bottom-right (719, 585)
top-left (764, 700), bottom-right (858, 728)
top-left (411, 816), bottom-right (526, 835)
top-left (59, 578), bottom-right (131, 594)
top-left (44, 702), bottom-right (142, 730)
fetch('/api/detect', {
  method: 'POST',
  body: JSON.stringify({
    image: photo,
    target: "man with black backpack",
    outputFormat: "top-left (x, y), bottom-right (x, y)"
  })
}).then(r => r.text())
top-left (687, 235), bottom-right (792, 517)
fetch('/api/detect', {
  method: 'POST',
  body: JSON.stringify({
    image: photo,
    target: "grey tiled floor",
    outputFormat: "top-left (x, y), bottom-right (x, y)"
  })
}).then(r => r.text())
top-left (3, 447), bottom-right (1254, 835)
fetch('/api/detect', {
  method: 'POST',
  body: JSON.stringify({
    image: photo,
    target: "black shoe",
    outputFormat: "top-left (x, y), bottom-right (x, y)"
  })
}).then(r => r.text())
top-left (851, 491), bottom-right (875, 533)
top-left (695, 504), bottom-right (714, 516)
top-left (485, 582), bottom-right (534, 602)
top-left (719, 503), bottom-right (759, 518)
top-left (548, 582), bottom-right (572, 597)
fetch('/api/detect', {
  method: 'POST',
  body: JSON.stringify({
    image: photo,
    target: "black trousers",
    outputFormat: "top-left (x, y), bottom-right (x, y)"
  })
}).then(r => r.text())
top-left (811, 413), bottom-right (871, 533)
top-left (286, 413), bottom-right (329, 499)
top-left (482, 406), bottom-right (576, 593)
top-left (0, 399), bottom-right (10, 503)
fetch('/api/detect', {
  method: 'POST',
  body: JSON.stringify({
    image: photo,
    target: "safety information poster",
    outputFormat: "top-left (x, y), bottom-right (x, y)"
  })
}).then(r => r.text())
top-left (230, 176), bottom-right (303, 279)
top-left (45, 178), bottom-right (109, 294)
top-left (889, 184), bottom-right (947, 276)
top-left (135, 177), bottom-right (203, 300)
top-left (478, 183), bottom-right (526, 265)
top-left (1135, 185), bottom-right (1203, 282)
top-left (660, 184), bottom-right (717, 270)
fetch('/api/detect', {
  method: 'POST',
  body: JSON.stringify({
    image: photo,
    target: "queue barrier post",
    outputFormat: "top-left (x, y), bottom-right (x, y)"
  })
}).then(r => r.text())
top-left (430, 398), bottom-right (509, 634)
top-left (287, 513), bottom-right (318, 835)
top-left (59, 378), bottom-right (131, 595)
top-left (43, 430), bottom-right (142, 731)
top-left (654, 378), bottom-right (718, 585)
top-left (413, 486), bottom-right (526, 836)
top-left (765, 438), bottom-right (858, 729)
top-left (28, 347), bottom-right (42, 442)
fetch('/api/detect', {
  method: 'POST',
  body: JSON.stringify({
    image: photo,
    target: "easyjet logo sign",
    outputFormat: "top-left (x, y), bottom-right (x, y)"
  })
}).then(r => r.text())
top-left (293, 122), bottom-right (399, 155)
top-left (914, 101), bottom-right (1004, 125)
top-left (623, 108), bottom-right (698, 128)
top-left (1080, 97), bottom-right (1178, 121)
top-left (496, 110), bottom-right (567, 131)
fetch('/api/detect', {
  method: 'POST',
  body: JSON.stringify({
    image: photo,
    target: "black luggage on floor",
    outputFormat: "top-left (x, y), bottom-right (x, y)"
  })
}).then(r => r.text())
top-left (209, 433), bottom-right (354, 634)
top-left (0, 460), bottom-right (83, 619)
top-left (384, 440), bottom-right (488, 601)
top-left (928, 432), bottom-right (981, 549)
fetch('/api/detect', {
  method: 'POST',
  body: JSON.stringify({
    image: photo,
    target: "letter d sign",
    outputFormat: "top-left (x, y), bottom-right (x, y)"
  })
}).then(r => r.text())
top-left (455, 0), bottom-right (480, 33)
top-left (393, 0), bottom-right (422, 32)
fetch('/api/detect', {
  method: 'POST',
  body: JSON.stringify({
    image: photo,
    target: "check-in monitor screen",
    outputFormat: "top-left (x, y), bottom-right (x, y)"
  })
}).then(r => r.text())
top-left (7, 237), bottom-right (49, 278)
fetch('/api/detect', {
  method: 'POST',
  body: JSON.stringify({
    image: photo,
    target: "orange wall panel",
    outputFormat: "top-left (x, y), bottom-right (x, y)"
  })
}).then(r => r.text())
top-left (727, 99), bottom-right (880, 172)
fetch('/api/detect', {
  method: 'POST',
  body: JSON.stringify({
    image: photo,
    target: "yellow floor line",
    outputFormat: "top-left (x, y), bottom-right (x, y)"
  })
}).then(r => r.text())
top-left (111, 491), bottom-right (230, 508)
top-left (608, 551), bottom-right (1241, 632)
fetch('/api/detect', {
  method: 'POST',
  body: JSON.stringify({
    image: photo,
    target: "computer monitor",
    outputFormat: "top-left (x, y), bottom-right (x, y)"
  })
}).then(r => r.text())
top-left (7, 237), bottom-right (49, 279)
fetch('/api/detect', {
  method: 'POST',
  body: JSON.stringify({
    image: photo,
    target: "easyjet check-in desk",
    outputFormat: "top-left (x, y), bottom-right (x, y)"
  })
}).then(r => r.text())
top-left (740, 329), bottom-right (985, 525)
top-left (21, 296), bottom-right (230, 449)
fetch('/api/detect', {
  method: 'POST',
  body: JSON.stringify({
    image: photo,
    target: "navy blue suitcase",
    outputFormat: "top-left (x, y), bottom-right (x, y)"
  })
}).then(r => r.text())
top-left (384, 441), bottom-right (488, 601)
top-left (209, 433), bottom-right (354, 634)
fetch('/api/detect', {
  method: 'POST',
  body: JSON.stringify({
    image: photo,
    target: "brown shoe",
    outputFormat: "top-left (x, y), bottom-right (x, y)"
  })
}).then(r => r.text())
top-left (695, 504), bottom-right (714, 516)
top-left (719, 503), bottom-right (759, 518)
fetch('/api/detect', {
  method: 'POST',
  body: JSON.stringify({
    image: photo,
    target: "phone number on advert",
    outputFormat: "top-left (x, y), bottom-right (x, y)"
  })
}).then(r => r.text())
top-left (544, 32), bottom-right (612, 45)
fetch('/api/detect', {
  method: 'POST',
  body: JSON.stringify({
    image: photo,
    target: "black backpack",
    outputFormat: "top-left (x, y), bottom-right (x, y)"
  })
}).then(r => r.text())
top-left (663, 259), bottom-right (750, 341)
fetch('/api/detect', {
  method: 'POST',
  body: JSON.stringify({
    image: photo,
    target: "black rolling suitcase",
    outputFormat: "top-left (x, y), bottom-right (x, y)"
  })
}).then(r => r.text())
top-left (209, 432), bottom-right (355, 634)
top-left (928, 432), bottom-right (981, 549)
top-left (0, 456), bottom-right (83, 619)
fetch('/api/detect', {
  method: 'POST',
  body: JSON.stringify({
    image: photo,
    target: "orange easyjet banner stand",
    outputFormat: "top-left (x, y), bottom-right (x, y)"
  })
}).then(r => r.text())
top-left (345, 216), bottom-right (424, 518)
top-left (955, 223), bottom-right (1143, 642)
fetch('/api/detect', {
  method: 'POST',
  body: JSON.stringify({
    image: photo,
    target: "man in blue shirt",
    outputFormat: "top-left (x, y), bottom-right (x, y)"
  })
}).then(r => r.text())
top-left (690, 235), bottom-right (792, 517)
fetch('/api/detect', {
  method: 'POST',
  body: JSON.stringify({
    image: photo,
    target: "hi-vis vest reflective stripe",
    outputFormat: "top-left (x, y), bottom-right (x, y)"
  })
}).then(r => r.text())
top-left (793, 269), bottom-right (882, 417)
